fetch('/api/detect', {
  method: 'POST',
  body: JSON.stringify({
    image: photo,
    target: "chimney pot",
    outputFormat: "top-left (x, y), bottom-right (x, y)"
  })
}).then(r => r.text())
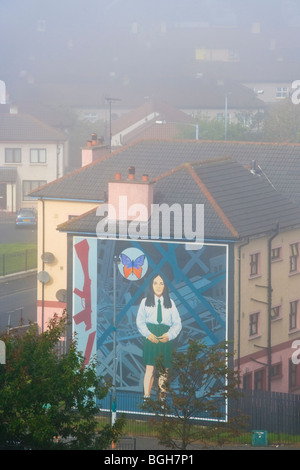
top-left (128, 166), bottom-right (135, 180)
top-left (142, 174), bottom-right (149, 182)
top-left (115, 172), bottom-right (122, 180)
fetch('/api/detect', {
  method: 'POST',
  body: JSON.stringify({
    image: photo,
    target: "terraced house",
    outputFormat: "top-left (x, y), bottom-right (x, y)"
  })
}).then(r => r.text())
top-left (0, 109), bottom-right (66, 212)
top-left (30, 139), bottom-right (300, 398)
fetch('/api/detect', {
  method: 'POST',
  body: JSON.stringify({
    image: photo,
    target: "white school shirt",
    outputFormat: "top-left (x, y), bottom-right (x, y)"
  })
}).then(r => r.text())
top-left (136, 295), bottom-right (182, 341)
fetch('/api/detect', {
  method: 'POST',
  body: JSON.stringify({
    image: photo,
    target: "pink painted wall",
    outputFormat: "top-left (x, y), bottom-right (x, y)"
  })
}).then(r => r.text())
top-left (239, 339), bottom-right (300, 394)
top-left (37, 300), bottom-right (66, 333)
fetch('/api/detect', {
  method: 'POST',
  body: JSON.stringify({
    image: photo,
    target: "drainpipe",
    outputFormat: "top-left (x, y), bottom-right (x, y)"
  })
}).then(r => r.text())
top-left (56, 144), bottom-right (61, 179)
top-left (237, 237), bottom-right (249, 388)
top-left (40, 198), bottom-right (45, 333)
top-left (267, 223), bottom-right (279, 392)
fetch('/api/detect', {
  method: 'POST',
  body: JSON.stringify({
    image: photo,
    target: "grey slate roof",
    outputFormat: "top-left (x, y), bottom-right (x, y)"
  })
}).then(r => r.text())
top-left (0, 113), bottom-right (66, 142)
top-left (30, 139), bottom-right (300, 207)
top-left (190, 159), bottom-right (300, 238)
top-left (57, 157), bottom-right (300, 241)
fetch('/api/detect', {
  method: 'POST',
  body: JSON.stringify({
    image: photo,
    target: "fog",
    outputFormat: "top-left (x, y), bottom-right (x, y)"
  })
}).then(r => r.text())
top-left (0, 0), bottom-right (300, 113)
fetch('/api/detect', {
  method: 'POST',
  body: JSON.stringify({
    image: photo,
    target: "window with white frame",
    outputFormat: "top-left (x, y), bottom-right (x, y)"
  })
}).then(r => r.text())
top-left (276, 87), bottom-right (288, 99)
top-left (5, 148), bottom-right (21, 163)
top-left (30, 148), bottom-right (46, 164)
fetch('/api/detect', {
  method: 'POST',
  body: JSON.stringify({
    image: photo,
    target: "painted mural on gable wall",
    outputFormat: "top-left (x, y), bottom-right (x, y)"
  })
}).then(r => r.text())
top-left (72, 236), bottom-right (228, 420)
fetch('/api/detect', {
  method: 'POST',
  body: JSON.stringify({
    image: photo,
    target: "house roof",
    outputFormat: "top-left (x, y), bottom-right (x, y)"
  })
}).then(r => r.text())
top-left (111, 99), bottom-right (198, 145)
top-left (0, 112), bottom-right (67, 142)
top-left (30, 139), bottom-right (300, 206)
top-left (112, 99), bottom-right (195, 135)
top-left (57, 157), bottom-right (300, 242)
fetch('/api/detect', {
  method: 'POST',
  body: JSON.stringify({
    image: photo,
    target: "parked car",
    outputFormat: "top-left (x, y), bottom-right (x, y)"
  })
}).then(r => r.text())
top-left (15, 208), bottom-right (37, 228)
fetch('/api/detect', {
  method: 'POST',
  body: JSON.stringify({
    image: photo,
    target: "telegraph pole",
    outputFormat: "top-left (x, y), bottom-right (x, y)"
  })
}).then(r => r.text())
top-left (105, 97), bottom-right (121, 152)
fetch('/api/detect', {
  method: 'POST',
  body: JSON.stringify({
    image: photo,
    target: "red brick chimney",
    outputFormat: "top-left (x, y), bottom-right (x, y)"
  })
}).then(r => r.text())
top-left (81, 134), bottom-right (108, 166)
top-left (108, 167), bottom-right (154, 221)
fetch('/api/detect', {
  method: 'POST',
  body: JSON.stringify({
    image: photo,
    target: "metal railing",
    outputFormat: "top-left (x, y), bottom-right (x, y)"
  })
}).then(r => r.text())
top-left (96, 389), bottom-right (300, 447)
top-left (0, 249), bottom-right (37, 276)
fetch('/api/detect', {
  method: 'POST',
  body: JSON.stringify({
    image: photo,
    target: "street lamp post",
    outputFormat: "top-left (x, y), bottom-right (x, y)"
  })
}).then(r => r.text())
top-left (105, 97), bottom-right (121, 152)
top-left (112, 255), bottom-right (120, 426)
top-left (225, 94), bottom-right (228, 141)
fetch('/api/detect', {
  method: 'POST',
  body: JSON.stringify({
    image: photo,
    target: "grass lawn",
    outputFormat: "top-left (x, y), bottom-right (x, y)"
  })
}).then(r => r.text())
top-left (0, 243), bottom-right (37, 275)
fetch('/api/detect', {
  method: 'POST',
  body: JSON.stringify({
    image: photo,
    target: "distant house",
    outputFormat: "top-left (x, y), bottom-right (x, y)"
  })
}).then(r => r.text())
top-left (109, 99), bottom-right (198, 149)
top-left (30, 138), bottom-right (300, 395)
top-left (0, 109), bottom-right (67, 212)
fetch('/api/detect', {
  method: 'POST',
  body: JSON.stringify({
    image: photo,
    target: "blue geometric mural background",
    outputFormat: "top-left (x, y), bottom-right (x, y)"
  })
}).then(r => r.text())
top-left (73, 237), bottom-right (228, 419)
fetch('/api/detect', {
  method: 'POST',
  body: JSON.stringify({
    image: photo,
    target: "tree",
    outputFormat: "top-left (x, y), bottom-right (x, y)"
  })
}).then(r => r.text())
top-left (0, 312), bottom-right (125, 450)
top-left (262, 98), bottom-right (300, 142)
top-left (142, 340), bottom-right (243, 450)
top-left (176, 117), bottom-right (261, 142)
top-left (68, 115), bottom-right (106, 169)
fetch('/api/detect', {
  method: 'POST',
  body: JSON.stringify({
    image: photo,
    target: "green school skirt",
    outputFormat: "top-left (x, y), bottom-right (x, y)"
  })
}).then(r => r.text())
top-left (143, 323), bottom-right (173, 368)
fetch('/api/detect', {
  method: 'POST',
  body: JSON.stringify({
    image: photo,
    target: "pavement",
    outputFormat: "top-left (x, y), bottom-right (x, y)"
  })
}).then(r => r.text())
top-left (121, 436), bottom-right (300, 451)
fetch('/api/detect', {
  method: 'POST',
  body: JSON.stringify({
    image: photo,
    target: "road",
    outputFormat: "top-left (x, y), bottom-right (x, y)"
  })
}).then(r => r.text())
top-left (0, 217), bottom-right (37, 333)
top-left (0, 273), bottom-right (37, 333)
top-left (0, 218), bottom-right (37, 244)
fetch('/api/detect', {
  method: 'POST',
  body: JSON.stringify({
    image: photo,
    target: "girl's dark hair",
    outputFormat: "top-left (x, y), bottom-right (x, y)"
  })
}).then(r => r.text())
top-left (145, 274), bottom-right (172, 308)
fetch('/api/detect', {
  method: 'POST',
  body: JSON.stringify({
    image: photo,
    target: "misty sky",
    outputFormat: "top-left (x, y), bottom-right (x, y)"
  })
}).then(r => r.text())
top-left (0, 0), bottom-right (300, 107)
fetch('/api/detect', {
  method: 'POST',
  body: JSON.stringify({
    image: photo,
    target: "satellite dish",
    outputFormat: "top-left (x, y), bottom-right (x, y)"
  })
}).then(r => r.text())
top-left (56, 289), bottom-right (67, 302)
top-left (37, 271), bottom-right (50, 284)
top-left (41, 252), bottom-right (55, 263)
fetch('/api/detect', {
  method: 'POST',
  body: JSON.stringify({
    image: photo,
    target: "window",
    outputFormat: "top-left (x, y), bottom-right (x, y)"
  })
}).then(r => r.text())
top-left (289, 300), bottom-right (298, 331)
top-left (289, 359), bottom-right (300, 390)
top-left (23, 180), bottom-right (46, 201)
top-left (271, 247), bottom-right (282, 261)
top-left (276, 87), bottom-right (288, 99)
top-left (290, 243), bottom-right (299, 273)
top-left (228, 49), bottom-right (239, 62)
top-left (5, 148), bottom-right (21, 163)
top-left (254, 369), bottom-right (265, 390)
top-left (243, 372), bottom-right (252, 390)
top-left (271, 305), bottom-right (281, 320)
top-left (271, 363), bottom-right (282, 379)
top-left (249, 312), bottom-right (259, 337)
top-left (30, 148), bottom-right (46, 163)
top-left (250, 252), bottom-right (260, 276)
top-left (83, 112), bottom-right (99, 123)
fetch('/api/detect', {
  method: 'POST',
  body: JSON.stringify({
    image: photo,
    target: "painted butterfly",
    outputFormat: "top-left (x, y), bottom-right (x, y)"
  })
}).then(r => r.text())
top-left (121, 253), bottom-right (145, 279)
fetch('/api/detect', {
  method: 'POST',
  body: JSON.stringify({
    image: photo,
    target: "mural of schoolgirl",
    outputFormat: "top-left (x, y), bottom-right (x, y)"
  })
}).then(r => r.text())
top-left (136, 274), bottom-right (182, 398)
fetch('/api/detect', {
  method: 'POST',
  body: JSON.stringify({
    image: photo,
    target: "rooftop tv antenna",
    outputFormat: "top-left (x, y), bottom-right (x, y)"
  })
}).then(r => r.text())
top-left (105, 96), bottom-right (121, 152)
